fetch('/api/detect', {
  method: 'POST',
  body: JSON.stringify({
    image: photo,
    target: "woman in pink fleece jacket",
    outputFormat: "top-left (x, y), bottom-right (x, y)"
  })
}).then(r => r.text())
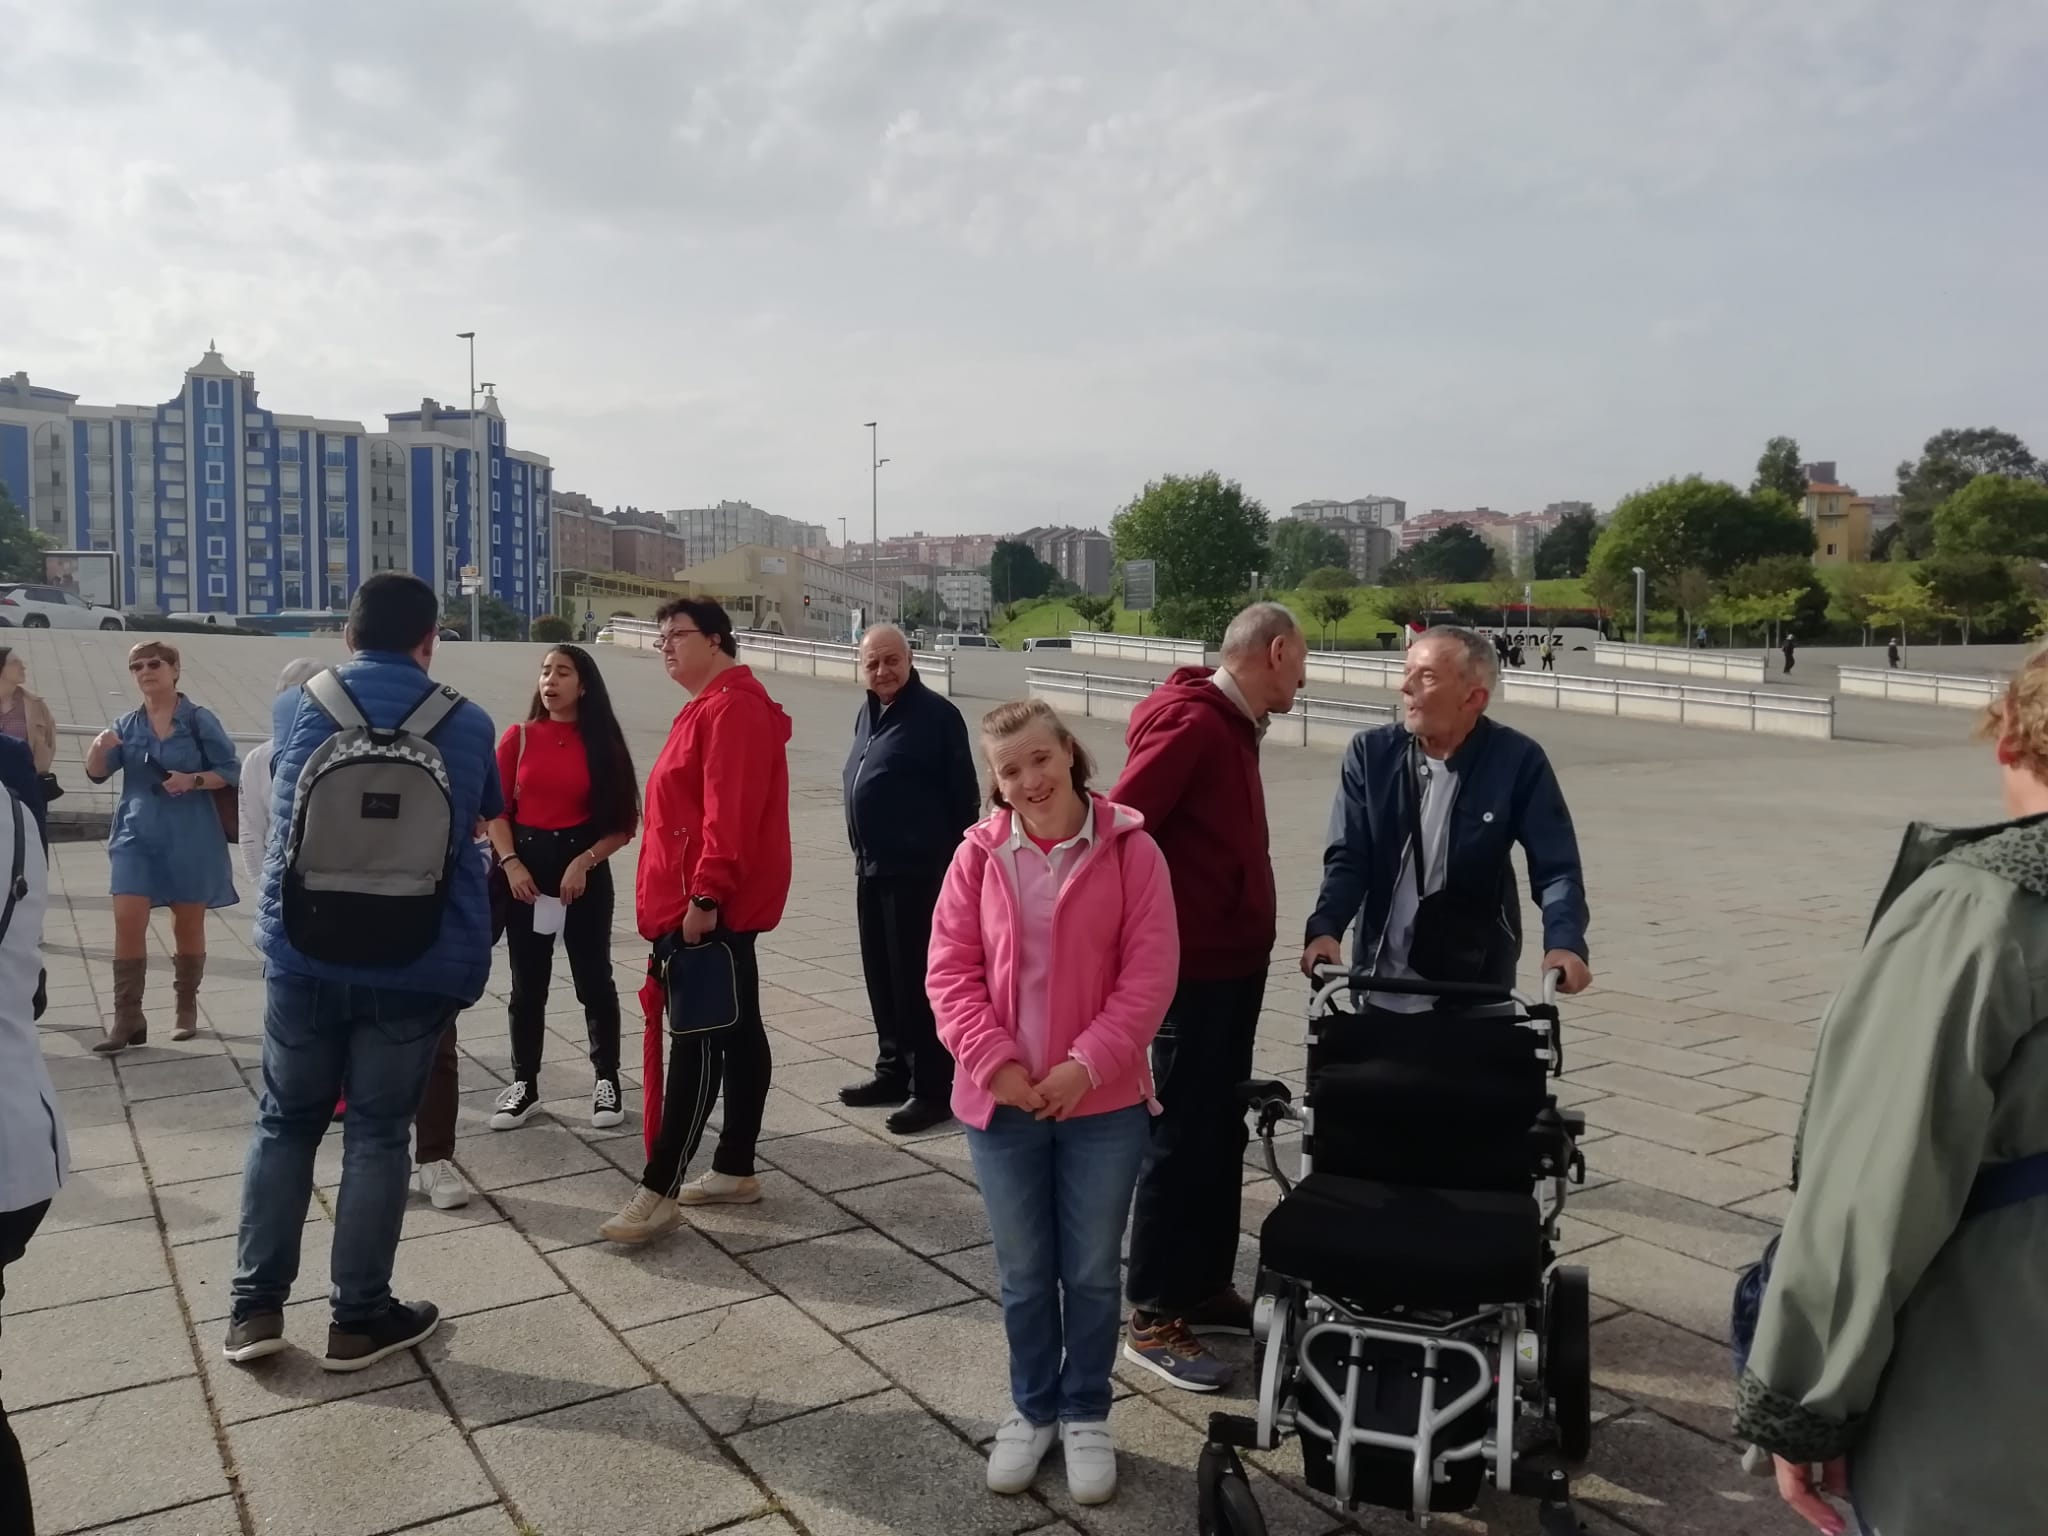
top-left (927, 698), bottom-right (1179, 1508)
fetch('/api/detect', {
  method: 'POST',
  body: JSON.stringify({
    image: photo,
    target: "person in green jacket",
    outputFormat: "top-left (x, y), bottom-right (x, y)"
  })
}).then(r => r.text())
top-left (1736, 652), bottom-right (2048, 1536)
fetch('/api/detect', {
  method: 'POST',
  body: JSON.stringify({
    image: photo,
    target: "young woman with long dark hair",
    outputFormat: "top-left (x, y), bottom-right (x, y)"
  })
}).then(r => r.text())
top-left (485, 645), bottom-right (639, 1130)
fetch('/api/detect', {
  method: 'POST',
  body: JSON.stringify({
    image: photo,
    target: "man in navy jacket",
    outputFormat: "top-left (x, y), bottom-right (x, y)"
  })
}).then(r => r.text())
top-left (1303, 626), bottom-right (1590, 1002)
top-left (839, 624), bottom-right (979, 1134)
top-left (226, 574), bottom-right (502, 1375)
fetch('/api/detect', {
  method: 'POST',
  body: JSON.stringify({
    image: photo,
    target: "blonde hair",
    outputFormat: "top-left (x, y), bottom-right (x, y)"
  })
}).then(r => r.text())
top-left (1979, 648), bottom-right (2048, 775)
top-left (127, 640), bottom-right (180, 671)
top-left (979, 698), bottom-right (1094, 809)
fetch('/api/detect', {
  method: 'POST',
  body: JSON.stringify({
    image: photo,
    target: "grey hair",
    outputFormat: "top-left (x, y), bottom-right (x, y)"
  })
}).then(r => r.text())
top-left (275, 657), bottom-right (324, 695)
top-left (859, 622), bottom-right (910, 652)
top-left (1416, 625), bottom-right (1499, 695)
top-left (1219, 601), bottom-right (1303, 661)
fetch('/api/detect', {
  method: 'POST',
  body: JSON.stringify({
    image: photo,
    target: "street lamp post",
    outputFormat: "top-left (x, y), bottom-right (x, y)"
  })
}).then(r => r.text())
top-left (456, 331), bottom-right (482, 643)
top-left (1631, 566), bottom-right (1647, 646)
top-left (862, 421), bottom-right (889, 632)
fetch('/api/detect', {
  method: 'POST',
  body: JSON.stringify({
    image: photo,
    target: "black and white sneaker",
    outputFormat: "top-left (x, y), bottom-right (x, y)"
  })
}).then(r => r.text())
top-left (489, 1079), bottom-right (540, 1131)
top-left (590, 1076), bottom-right (625, 1130)
top-left (321, 1299), bottom-right (440, 1373)
top-left (223, 1311), bottom-right (287, 1363)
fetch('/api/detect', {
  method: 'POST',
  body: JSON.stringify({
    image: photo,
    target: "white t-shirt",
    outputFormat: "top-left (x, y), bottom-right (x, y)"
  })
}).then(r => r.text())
top-left (1370, 752), bottom-right (1456, 1013)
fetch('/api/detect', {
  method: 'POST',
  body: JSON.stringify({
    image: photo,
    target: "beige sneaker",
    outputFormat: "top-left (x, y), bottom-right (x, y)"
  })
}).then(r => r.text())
top-left (675, 1171), bottom-right (762, 1206)
top-left (599, 1187), bottom-right (682, 1244)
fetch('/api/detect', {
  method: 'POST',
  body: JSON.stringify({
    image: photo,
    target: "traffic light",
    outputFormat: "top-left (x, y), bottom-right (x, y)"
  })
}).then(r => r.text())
top-left (803, 594), bottom-right (812, 609)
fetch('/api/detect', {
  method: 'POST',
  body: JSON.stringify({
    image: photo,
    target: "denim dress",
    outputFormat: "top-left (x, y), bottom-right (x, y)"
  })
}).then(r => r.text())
top-left (89, 697), bottom-right (241, 908)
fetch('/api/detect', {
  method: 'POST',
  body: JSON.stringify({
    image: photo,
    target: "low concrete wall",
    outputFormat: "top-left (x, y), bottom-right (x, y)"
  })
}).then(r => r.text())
top-left (1027, 668), bottom-right (1393, 749)
top-left (600, 620), bottom-right (954, 696)
top-left (1068, 631), bottom-right (1206, 667)
top-left (1500, 670), bottom-right (1834, 740)
top-left (1594, 641), bottom-right (1768, 685)
top-left (1304, 650), bottom-right (1405, 691)
top-left (1838, 665), bottom-right (1999, 710)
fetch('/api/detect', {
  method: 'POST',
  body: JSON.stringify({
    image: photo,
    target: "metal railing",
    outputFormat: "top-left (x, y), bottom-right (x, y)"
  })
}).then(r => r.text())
top-left (1592, 640), bottom-right (1768, 684)
top-left (1499, 669), bottom-right (1834, 738)
top-left (1066, 630), bottom-right (1207, 666)
top-left (1837, 664), bottom-right (2000, 710)
top-left (1027, 668), bottom-right (1393, 749)
top-left (599, 618), bottom-right (954, 695)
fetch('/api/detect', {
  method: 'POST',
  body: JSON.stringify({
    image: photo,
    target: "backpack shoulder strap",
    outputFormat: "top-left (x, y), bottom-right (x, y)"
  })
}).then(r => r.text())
top-left (397, 683), bottom-right (463, 740)
top-left (0, 790), bottom-right (25, 949)
top-left (304, 670), bottom-right (368, 731)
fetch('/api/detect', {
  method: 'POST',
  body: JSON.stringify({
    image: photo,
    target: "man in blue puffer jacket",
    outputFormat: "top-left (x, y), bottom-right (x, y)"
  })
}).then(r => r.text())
top-left (225, 574), bottom-right (503, 1373)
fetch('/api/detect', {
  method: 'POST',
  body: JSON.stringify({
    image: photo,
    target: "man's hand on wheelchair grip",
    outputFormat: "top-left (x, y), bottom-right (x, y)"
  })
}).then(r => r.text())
top-left (1300, 935), bottom-right (1343, 977)
top-left (989, 1062), bottom-right (1046, 1113)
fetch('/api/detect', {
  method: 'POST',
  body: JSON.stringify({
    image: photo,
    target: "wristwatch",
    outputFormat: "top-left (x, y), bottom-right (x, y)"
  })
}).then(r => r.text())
top-left (689, 895), bottom-right (719, 913)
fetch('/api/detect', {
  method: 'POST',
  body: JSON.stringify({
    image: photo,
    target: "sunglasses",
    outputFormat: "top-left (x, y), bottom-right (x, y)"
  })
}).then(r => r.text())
top-left (128, 659), bottom-right (167, 672)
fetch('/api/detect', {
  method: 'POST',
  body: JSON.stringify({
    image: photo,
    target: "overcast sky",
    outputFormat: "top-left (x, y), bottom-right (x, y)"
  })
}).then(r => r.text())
top-left (4, 1), bottom-right (2043, 538)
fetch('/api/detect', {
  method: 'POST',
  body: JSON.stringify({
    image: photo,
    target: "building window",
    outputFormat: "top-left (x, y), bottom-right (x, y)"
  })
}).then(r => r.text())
top-left (284, 579), bottom-right (303, 608)
top-left (136, 541), bottom-right (155, 569)
top-left (207, 537), bottom-right (226, 559)
top-left (163, 444), bottom-right (185, 463)
top-left (491, 457), bottom-right (500, 479)
top-left (205, 462), bottom-right (224, 485)
top-left (203, 379), bottom-right (221, 407)
top-left (491, 525), bottom-right (500, 545)
top-left (208, 574), bottom-right (227, 597)
top-left (279, 444), bottom-right (299, 463)
top-left (281, 508), bottom-right (301, 535)
top-left (492, 557), bottom-right (501, 577)
top-left (325, 447), bottom-right (345, 467)
top-left (204, 424), bottom-right (224, 446)
top-left (492, 492), bottom-right (500, 513)
top-left (327, 580), bottom-right (347, 608)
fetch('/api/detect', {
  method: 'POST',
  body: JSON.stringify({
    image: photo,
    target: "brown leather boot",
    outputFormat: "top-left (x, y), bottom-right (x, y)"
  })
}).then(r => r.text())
top-left (172, 953), bottom-right (205, 1042)
top-left (94, 958), bottom-right (149, 1054)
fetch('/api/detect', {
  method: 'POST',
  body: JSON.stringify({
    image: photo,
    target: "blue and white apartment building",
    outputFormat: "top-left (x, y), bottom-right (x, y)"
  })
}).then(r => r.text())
top-left (0, 345), bottom-right (553, 619)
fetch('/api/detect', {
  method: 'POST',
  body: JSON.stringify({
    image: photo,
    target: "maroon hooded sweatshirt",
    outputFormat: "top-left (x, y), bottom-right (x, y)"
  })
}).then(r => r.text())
top-left (1110, 665), bottom-right (1275, 982)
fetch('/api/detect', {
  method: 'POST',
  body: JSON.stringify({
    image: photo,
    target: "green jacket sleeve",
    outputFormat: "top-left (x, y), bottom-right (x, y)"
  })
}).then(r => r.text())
top-left (1736, 865), bottom-right (2035, 1461)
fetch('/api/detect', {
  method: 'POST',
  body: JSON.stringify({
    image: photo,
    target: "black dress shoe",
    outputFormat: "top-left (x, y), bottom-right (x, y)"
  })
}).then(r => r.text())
top-left (840, 1076), bottom-right (911, 1109)
top-left (884, 1097), bottom-right (954, 1135)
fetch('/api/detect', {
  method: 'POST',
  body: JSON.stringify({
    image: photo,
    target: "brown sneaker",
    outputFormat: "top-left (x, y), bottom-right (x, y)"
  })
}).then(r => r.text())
top-left (1180, 1287), bottom-right (1255, 1337)
top-left (1122, 1314), bottom-right (1231, 1392)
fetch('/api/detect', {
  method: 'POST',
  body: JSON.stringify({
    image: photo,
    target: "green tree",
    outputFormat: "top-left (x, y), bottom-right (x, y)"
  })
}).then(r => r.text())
top-left (1720, 554), bottom-right (1828, 635)
top-left (1533, 508), bottom-right (1598, 579)
top-left (1670, 566), bottom-right (1716, 642)
top-left (1751, 435), bottom-right (1808, 504)
top-left (1268, 520), bottom-right (1350, 589)
top-left (1305, 589), bottom-right (1353, 645)
top-left (0, 481), bottom-right (49, 584)
top-left (1919, 554), bottom-right (2021, 643)
top-left (989, 539), bottom-right (1057, 604)
top-left (898, 586), bottom-right (940, 630)
top-left (1830, 563), bottom-right (1899, 644)
top-left (1302, 565), bottom-right (1354, 592)
top-left (1931, 474), bottom-right (2048, 558)
top-left (1588, 475), bottom-right (1813, 596)
top-left (1151, 594), bottom-right (1242, 646)
top-left (1894, 427), bottom-right (2045, 558)
top-left (1868, 583), bottom-right (1947, 650)
top-left (1380, 581), bottom-right (1441, 628)
top-left (1387, 525), bottom-right (1494, 584)
top-left (443, 594), bottom-right (523, 641)
top-left (1110, 472), bottom-right (1271, 600)
top-left (530, 614), bottom-right (572, 643)
top-left (1069, 593), bottom-right (1116, 630)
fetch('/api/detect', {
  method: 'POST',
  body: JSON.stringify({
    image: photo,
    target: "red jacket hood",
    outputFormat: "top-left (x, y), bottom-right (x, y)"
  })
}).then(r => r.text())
top-left (1132, 666), bottom-right (1258, 738)
top-left (688, 664), bottom-right (794, 743)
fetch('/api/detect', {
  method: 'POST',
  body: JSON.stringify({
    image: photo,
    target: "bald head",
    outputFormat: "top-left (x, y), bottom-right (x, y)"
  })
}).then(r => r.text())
top-left (859, 623), bottom-right (912, 702)
top-left (1219, 601), bottom-right (1309, 718)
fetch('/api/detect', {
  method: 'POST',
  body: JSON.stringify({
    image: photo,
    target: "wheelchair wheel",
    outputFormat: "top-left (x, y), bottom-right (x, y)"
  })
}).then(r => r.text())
top-left (1215, 1475), bottom-right (1268, 1536)
top-left (1547, 1264), bottom-right (1592, 1462)
top-left (1197, 1440), bottom-right (1269, 1536)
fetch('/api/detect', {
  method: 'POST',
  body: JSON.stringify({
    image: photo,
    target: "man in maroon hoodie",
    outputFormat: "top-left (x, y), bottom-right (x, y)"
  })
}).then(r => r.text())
top-left (1114, 601), bottom-right (1306, 1391)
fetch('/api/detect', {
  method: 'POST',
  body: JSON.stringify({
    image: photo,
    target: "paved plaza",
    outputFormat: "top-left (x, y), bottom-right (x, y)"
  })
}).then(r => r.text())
top-left (3, 629), bottom-right (1999, 1536)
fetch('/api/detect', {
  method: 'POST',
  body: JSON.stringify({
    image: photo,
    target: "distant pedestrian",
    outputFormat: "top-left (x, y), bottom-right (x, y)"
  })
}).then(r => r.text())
top-left (1508, 641), bottom-right (1525, 669)
top-left (85, 641), bottom-right (241, 1053)
top-left (0, 648), bottom-right (56, 788)
top-left (237, 658), bottom-right (325, 881)
top-left (840, 624), bottom-right (979, 1135)
top-left (1697, 624), bottom-right (1710, 649)
top-left (1887, 637), bottom-right (1902, 669)
top-left (1783, 635), bottom-right (1797, 675)
top-left (1493, 632), bottom-right (1510, 669)
top-left (1539, 639), bottom-right (1556, 672)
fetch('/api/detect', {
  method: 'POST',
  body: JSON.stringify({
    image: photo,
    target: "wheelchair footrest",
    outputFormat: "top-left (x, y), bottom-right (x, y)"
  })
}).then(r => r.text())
top-left (1206, 1412), bottom-right (1262, 1450)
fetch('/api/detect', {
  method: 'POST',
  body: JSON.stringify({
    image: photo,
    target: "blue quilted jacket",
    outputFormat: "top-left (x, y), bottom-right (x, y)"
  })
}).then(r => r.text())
top-left (254, 651), bottom-right (504, 1004)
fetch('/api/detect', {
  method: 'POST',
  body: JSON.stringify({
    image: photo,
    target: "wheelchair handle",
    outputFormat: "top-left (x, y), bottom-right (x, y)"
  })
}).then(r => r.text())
top-left (1310, 963), bottom-right (1562, 1012)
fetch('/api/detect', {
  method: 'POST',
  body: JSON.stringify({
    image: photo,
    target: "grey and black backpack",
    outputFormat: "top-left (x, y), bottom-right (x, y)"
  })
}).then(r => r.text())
top-left (281, 670), bottom-right (462, 966)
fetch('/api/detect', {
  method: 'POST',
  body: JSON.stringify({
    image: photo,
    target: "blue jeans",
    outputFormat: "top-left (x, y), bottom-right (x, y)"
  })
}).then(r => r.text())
top-left (966, 1103), bottom-right (1151, 1425)
top-left (231, 975), bottom-right (457, 1326)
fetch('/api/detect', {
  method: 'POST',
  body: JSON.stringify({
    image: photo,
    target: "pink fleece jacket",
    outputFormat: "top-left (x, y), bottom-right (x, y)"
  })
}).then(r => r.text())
top-left (927, 794), bottom-right (1180, 1130)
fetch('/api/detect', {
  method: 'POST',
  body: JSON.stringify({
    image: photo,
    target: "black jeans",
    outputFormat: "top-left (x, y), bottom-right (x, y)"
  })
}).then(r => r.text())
top-left (504, 849), bottom-right (621, 1086)
top-left (1126, 974), bottom-right (1266, 1316)
top-left (855, 866), bottom-right (953, 1100)
top-left (2, 1198), bottom-right (51, 1536)
top-left (641, 931), bottom-right (772, 1197)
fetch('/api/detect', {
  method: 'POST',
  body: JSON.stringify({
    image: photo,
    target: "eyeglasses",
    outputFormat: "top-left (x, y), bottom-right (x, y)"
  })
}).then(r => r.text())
top-left (654, 628), bottom-right (703, 651)
top-left (128, 659), bottom-right (166, 672)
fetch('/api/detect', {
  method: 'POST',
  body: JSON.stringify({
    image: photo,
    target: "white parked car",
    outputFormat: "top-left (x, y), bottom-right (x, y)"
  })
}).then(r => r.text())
top-left (0, 584), bottom-right (127, 630)
top-left (593, 624), bottom-right (619, 645)
top-left (935, 633), bottom-right (996, 651)
top-left (1023, 637), bottom-right (1073, 651)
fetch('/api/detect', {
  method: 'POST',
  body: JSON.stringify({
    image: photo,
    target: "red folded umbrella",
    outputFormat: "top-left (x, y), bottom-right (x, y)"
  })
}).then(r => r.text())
top-left (639, 958), bottom-right (666, 1159)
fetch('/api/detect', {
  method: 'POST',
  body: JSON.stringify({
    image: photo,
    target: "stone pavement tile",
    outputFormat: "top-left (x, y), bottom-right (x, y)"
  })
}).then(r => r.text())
top-left (475, 1383), bottom-right (766, 1536)
top-left (155, 1169), bottom-right (251, 1246)
top-left (752, 1226), bottom-right (973, 1334)
top-left (1716, 1135), bottom-right (1795, 1177)
top-left (1583, 1238), bottom-right (1738, 1342)
top-left (2, 1287), bottom-right (194, 1410)
top-left (1692, 1035), bottom-right (1816, 1077)
top-left (1697, 1062), bottom-right (1810, 1103)
top-left (549, 1222), bottom-right (765, 1331)
top-left (492, 1166), bottom-right (638, 1252)
top-left (765, 1027), bottom-right (834, 1069)
top-left (1584, 1137), bottom-right (1781, 1209)
top-left (1557, 1215), bottom-right (1620, 1259)
top-left (62, 1117), bottom-right (142, 1172)
top-left (755, 1084), bottom-right (845, 1140)
top-left (793, 985), bottom-right (877, 1019)
top-left (730, 1387), bottom-right (1041, 1536)
top-left (198, 1304), bottom-right (424, 1425)
top-left (1572, 1011), bottom-right (1740, 1052)
top-left (676, 1169), bottom-right (864, 1255)
top-left (82, 1494), bottom-right (245, 1535)
top-left (1552, 1079), bottom-right (1608, 1110)
top-left (1568, 1065), bottom-right (1748, 1117)
top-left (771, 1003), bottom-right (877, 1043)
top-left (1573, 1408), bottom-right (1805, 1536)
top-left (392, 1511), bottom-right (519, 1536)
top-left (1580, 1036), bottom-right (1730, 1079)
top-left (142, 1123), bottom-right (260, 1187)
top-left (397, 1186), bottom-right (511, 1241)
top-left (1570, 1182), bottom-right (1780, 1271)
top-left (1592, 1311), bottom-right (1740, 1444)
top-left (933, 1241), bottom-right (1000, 1300)
top-left (40, 1160), bottom-right (155, 1232)
top-left (630, 1293), bottom-right (889, 1435)
top-left (422, 1292), bottom-right (651, 1429)
top-left (14, 1379), bottom-right (230, 1534)
top-left (7, 1215), bottom-right (171, 1313)
top-left (1708, 1096), bottom-right (1802, 1137)
top-left (1732, 1188), bottom-right (1792, 1223)
top-left (392, 1222), bottom-right (569, 1319)
top-left (1682, 990), bottom-right (1827, 1027)
top-left (772, 1053), bottom-right (869, 1103)
top-left (850, 1298), bottom-right (1015, 1441)
top-left (1042, 1394), bottom-right (1341, 1536)
top-left (128, 1083), bottom-right (258, 1136)
top-left (1584, 992), bottom-right (1719, 1026)
top-left (449, 1119), bottom-right (610, 1192)
top-left (55, 1080), bottom-right (125, 1126)
top-left (839, 1169), bottom-right (991, 1256)
top-left (46, 1050), bottom-right (119, 1092)
top-left (761, 1123), bottom-right (931, 1193)
top-left (1581, 1097), bottom-right (1770, 1157)
top-left (230, 1378), bottom-right (496, 1536)
top-left (115, 1053), bottom-right (247, 1101)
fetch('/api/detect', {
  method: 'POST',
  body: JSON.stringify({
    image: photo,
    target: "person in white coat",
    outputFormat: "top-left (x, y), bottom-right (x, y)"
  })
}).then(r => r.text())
top-left (237, 657), bottom-right (324, 880)
top-left (0, 781), bottom-right (57, 1533)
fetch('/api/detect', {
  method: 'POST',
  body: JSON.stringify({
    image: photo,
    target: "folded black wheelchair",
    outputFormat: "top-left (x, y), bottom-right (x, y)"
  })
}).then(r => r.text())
top-left (1196, 966), bottom-right (1591, 1534)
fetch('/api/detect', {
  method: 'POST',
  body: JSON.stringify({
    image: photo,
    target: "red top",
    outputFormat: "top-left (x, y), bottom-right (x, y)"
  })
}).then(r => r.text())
top-left (496, 719), bottom-right (591, 830)
top-left (636, 665), bottom-right (794, 939)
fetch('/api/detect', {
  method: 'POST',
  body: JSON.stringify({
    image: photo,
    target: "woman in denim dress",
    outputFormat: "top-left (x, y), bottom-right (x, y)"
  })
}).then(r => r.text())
top-left (85, 640), bottom-right (239, 1053)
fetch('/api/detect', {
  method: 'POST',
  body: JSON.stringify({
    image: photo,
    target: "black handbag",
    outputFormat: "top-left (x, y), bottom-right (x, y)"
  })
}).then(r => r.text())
top-left (656, 932), bottom-right (740, 1037)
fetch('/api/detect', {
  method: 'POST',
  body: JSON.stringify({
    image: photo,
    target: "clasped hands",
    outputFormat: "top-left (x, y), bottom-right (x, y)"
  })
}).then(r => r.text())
top-left (990, 1059), bottom-right (1092, 1121)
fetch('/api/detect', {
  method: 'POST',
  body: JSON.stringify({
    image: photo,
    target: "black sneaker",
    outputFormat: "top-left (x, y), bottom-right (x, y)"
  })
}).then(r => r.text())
top-left (884, 1096), bottom-right (954, 1135)
top-left (222, 1311), bottom-right (287, 1363)
top-left (590, 1076), bottom-right (625, 1130)
top-left (489, 1079), bottom-right (540, 1130)
top-left (839, 1075), bottom-right (911, 1109)
top-left (322, 1299), bottom-right (440, 1373)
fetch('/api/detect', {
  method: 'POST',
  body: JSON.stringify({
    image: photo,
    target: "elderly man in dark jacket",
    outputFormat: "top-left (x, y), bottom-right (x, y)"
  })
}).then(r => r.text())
top-left (840, 624), bottom-right (980, 1134)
